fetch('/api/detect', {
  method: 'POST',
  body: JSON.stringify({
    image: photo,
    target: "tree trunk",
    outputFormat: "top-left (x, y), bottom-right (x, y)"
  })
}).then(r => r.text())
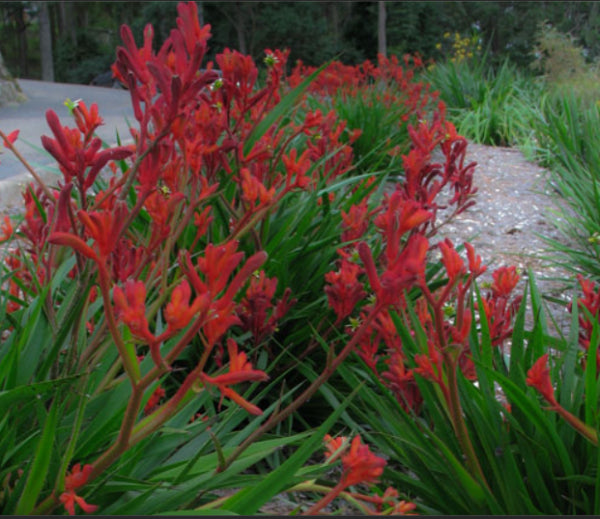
top-left (37, 2), bottom-right (54, 82)
top-left (378, 1), bottom-right (387, 58)
top-left (15, 5), bottom-right (29, 77)
top-left (234, 2), bottom-right (247, 55)
top-left (58, 2), bottom-right (77, 46)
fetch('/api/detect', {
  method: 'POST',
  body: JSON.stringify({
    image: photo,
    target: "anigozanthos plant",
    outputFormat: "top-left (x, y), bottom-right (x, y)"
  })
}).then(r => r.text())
top-left (0, 1), bottom-right (474, 514)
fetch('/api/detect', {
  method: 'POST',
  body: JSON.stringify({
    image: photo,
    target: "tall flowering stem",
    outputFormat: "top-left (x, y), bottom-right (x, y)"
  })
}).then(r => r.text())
top-left (1, 0), bottom-right (493, 514)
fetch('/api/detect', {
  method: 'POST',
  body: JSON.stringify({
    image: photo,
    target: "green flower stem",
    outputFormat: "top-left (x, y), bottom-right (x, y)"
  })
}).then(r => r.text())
top-left (554, 405), bottom-right (599, 445)
top-left (424, 282), bottom-right (489, 489)
top-left (442, 348), bottom-right (488, 488)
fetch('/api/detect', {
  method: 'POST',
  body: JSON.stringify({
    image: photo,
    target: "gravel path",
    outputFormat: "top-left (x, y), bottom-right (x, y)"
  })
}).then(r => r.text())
top-left (433, 142), bottom-right (577, 338)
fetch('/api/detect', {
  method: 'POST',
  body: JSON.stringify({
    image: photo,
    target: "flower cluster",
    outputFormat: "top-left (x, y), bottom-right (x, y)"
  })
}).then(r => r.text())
top-left (305, 434), bottom-right (416, 515)
top-left (0, 2), bottom-right (504, 515)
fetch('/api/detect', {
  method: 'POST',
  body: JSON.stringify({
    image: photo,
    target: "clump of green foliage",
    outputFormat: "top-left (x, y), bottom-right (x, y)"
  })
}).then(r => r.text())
top-left (531, 22), bottom-right (600, 107)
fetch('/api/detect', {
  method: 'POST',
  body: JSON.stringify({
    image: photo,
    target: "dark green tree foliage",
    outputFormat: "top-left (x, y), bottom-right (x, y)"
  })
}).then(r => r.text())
top-left (129, 1), bottom-right (180, 49)
top-left (386, 2), bottom-right (450, 59)
top-left (343, 2), bottom-right (377, 62)
top-left (1, 1), bottom-right (600, 83)
top-left (203, 2), bottom-right (366, 67)
top-left (54, 30), bottom-right (110, 84)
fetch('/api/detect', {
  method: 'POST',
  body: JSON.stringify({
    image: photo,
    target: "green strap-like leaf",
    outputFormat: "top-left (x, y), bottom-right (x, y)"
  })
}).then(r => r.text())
top-left (15, 396), bottom-right (60, 514)
top-left (220, 387), bottom-right (358, 514)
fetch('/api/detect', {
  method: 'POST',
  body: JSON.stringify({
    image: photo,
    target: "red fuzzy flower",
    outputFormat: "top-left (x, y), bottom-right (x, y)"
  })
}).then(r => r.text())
top-left (113, 280), bottom-right (154, 342)
top-left (491, 265), bottom-right (519, 297)
top-left (59, 463), bottom-right (97, 515)
top-left (340, 435), bottom-right (387, 487)
top-left (526, 354), bottom-right (558, 407)
top-left (201, 338), bottom-right (269, 415)
top-left (164, 279), bottom-right (209, 332)
top-left (324, 258), bottom-right (366, 322)
top-left (0, 216), bottom-right (13, 243)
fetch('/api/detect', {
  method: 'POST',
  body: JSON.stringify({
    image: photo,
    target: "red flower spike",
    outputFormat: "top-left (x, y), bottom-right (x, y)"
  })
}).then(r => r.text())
top-left (49, 231), bottom-right (98, 261)
top-left (201, 338), bottom-right (268, 415)
top-left (491, 265), bottom-right (519, 298)
top-left (341, 199), bottom-right (374, 244)
top-left (324, 259), bottom-right (366, 322)
top-left (0, 216), bottom-right (13, 243)
top-left (77, 202), bottom-right (128, 259)
top-left (60, 463), bottom-right (98, 516)
top-left (323, 434), bottom-right (349, 463)
top-left (176, 1), bottom-right (212, 56)
top-left (282, 148), bottom-right (312, 189)
top-left (218, 385), bottom-right (264, 416)
top-left (193, 241), bottom-right (245, 296)
top-left (202, 338), bottom-right (269, 387)
top-left (83, 146), bottom-right (133, 192)
top-left (380, 233), bottom-right (429, 298)
top-left (570, 275), bottom-right (600, 360)
top-left (340, 435), bottom-right (387, 487)
top-left (438, 238), bottom-right (465, 282)
top-left (358, 241), bottom-right (383, 296)
top-left (53, 182), bottom-right (75, 233)
top-left (113, 280), bottom-right (154, 342)
top-left (240, 167), bottom-right (275, 206)
top-left (465, 241), bottom-right (486, 277)
top-left (72, 101), bottom-right (104, 138)
top-left (382, 351), bottom-right (422, 413)
top-left (45, 109), bottom-right (72, 159)
top-left (236, 271), bottom-right (296, 344)
top-left (526, 354), bottom-right (558, 407)
top-left (164, 279), bottom-right (209, 331)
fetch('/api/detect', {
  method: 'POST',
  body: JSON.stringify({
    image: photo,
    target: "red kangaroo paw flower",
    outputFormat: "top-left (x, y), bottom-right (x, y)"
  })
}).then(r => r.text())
top-left (237, 271), bottom-right (296, 344)
top-left (491, 265), bottom-right (520, 298)
top-left (0, 215), bottom-right (13, 243)
top-left (164, 279), bottom-right (209, 331)
top-left (201, 338), bottom-right (268, 415)
top-left (59, 463), bottom-right (98, 515)
top-left (465, 241), bottom-right (486, 277)
top-left (324, 259), bottom-right (366, 322)
top-left (324, 434), bottom-right (349, 463)
top-left (526, 354), bottom-right (558, 407)
top-left (341, 435), bottom-right (387, 487)
top-left (438, 238), bottom-right (465, 283)
top-left (176, 1), bottom-right (212, 56)
top-left (49, 232), bottom-right (98, 261)
top-left (84, 146), bottom-right (133, 192)
top-left (72, 101), bottom-right (104, 137)
top-left (113, 280), bottom-right (154, 343)
top-left (77, 202), bottom-right (128, 259)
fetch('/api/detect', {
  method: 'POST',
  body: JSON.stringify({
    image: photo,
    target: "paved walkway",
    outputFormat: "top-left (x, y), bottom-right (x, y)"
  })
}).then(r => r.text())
top-left (0, 79), bottom-right (134, 210)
